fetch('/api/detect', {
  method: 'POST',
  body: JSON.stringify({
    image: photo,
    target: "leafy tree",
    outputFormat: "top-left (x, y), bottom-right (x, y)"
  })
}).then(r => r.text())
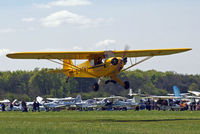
top-left (189, 83), bottom-right (199, 91)
top-left (0, 68), bottom-right (200, 100)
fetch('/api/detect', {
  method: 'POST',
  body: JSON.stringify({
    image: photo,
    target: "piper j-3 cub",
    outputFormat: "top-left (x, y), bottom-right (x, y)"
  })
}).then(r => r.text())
top-left (7, 48), bottom-right (191, 91)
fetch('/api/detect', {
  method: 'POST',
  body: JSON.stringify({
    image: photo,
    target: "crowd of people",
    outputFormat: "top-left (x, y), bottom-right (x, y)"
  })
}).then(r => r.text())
top-left (0, 100), bottom-right (41, 112)
top-left (137, 99), bottom-right (200, 111)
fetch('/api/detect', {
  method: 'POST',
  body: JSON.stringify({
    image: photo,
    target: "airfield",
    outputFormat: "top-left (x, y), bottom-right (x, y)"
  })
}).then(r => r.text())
top-left (0, 110), bottom-right (199, 134)
top-left (1, 0), bottom-right (199, 133)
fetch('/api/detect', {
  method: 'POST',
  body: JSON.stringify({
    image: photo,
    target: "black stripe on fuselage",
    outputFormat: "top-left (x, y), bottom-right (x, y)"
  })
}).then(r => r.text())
top-left (88, 64), bottom-right (106, 69)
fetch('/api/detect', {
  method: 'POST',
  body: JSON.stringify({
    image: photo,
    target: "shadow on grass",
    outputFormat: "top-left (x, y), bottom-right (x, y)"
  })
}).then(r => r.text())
top-left (78, 118), bottom-right (200, 123)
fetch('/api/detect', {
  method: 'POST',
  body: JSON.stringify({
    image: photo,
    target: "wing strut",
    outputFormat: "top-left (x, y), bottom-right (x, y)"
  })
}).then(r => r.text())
top-left (122, 56), bottom-right (153, 72)
top-left (47, 59), bottom-right (98, 77)
top-left (48, 59), bottom-right (63, 66)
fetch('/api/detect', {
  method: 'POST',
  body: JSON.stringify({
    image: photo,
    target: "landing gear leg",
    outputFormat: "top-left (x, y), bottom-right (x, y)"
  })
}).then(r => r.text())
top-left (111, 76), bottom-right (130, 90)
top-left (98, 78), bottom-right (101, 85)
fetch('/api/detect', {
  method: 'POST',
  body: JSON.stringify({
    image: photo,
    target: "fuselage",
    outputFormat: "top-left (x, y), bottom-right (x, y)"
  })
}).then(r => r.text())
top-left (63, 57), bottom-right (125, 78)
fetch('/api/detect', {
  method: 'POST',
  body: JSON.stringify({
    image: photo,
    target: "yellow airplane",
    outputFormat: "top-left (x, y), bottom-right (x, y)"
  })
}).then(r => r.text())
top-left (6, 48), bottom-right (191, 91)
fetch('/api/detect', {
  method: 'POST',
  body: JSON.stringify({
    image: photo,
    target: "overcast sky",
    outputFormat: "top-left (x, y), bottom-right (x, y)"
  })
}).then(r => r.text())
top-left (0, 0), bottom-right (199, 74)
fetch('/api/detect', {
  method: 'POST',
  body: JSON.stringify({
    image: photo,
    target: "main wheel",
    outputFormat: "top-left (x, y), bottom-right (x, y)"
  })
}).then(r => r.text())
top-left (93, 83), bottom-right (99, 91)
top-left (124, 81), bottom-right (130, 89)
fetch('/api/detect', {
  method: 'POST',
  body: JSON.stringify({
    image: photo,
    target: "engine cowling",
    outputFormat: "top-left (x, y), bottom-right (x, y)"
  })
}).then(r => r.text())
top-left (111, 58), bottom-right (119, 65)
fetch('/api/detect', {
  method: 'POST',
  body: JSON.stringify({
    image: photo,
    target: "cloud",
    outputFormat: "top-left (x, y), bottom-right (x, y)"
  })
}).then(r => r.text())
top-left (35, 0), bottom-right (91, 8)
top-left (21, 18), bottom-right (36, 22)
top-left (0, 28), bottom-right (16, 33)
top-left (40, 10), bottom-right (111, 27)
top-left (0, 49), bottom-right (13, 56)
top-left (72, 46), bottom-right (82, 50)
top-left (95, 39), bottom-right (117, 47)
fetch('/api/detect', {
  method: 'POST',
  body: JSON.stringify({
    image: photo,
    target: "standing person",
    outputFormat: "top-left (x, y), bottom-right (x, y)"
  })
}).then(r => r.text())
top-left (145, 100), bottom-right (151, 111)
top-left (36, 101), bottom-right (40, 112)
top-left (9, 103), bottom-right (13, 111)
top-left (157, 99), bottom-right (162, 111)
top-left (1, 103), bottom-right (5, 112)
top-left (21, 100), bottom-right (28, 112)
top-left (32, 100), bottom-right (37, 112)
top-left (193, 101), bottom-right (197, 111)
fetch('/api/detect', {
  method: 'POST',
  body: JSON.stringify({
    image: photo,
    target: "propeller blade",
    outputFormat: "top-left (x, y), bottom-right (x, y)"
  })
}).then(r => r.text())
top-left (123, 44), bottom-right (130, 57)
top-left (104, 50), bottom-right (114, 59)
top-left (122, 45), bottom-right (130, 65)
top-left (116, 45), bottom-right (130, 71)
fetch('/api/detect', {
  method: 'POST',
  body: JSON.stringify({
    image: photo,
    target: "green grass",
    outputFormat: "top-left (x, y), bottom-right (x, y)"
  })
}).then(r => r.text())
top-left (0, 110), bottom-right (200, 134)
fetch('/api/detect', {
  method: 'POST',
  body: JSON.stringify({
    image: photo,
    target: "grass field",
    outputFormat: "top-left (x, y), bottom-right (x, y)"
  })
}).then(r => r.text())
top-left (0, 110), bottom-right (200, 134)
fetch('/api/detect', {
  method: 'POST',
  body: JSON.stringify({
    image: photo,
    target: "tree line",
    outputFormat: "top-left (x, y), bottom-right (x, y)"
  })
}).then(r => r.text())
top-left (0, 68), bottom-right (199, 101)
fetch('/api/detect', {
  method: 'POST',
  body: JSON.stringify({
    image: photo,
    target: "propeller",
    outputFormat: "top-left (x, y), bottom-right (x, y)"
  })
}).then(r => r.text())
top-left (117, 45), bottom-right (130, 72)
top-left (115, 45), bottom-right (130, 89)
top-left (111, 57), bottom-right (119, 65)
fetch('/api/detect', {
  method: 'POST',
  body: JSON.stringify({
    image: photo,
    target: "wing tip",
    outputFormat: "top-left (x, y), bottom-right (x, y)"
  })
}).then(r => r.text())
top-left (6, 53), bottom-right (12, 58)
top-left (186, 48), bottom-right (192, 51)
top-left (6, 53), bottom-right (22, 59)
top-left (180, 48), bottom-right (192, 52)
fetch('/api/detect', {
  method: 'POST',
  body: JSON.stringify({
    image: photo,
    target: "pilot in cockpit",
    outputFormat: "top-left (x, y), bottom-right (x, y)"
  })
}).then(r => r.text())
top-left (95, 57), bottom-right (103, 65)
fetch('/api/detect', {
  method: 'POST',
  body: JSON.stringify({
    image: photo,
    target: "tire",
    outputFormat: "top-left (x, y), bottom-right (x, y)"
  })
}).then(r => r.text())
top-left (124, 81), bottom-right (130, 89)
top-left (93, 83), bottom-right (99, 91)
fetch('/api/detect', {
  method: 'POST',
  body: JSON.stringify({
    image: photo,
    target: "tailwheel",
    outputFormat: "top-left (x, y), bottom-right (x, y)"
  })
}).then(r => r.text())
top-left (93, 83), bottom-right (99, 91)
top-left (124, 81), bottom-right (130, 89)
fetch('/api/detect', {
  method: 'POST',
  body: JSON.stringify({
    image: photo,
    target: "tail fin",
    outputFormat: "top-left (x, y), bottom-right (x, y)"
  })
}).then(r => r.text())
top-left (73, 95), bottom-right (82, 103)
top-left (173, 86), bottom-right (181, 97)
top-left (138, 89), bottom-right (141, 95)
top-left (12, 99), bottom-right (18, 105)
top-left (63, 59), bottom-right (73, 71)
top-left (128, 89), bottom-right (133, 96)
top-left (36, 96), bottom-right (43, 104)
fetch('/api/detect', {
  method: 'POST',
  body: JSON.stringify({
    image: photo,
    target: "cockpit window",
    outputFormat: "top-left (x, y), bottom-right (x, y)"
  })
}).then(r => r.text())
top-left (90, 57), bottom-right (104, 66)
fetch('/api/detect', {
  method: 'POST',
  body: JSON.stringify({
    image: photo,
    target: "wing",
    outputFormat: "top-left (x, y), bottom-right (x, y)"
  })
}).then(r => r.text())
top-left (143, 96), bottom-right (181, 99)
top-left (46, 97), bottom-right (74, 101)
top-left (113, 48), bottom-right (191, 57)
top-left (188, 91), bottom-right (200, 96)
top-left (6, 51), bottom-right (105, 59)
top-left (6, 48), bottom-right (191, 59)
